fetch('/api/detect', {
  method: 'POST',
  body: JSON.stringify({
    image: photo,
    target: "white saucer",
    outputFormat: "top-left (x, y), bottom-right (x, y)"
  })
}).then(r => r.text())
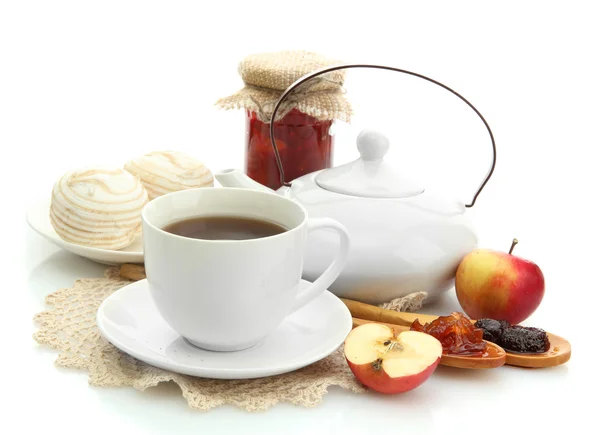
top-left (96, 279), bottom-right (352, 379)
top-left (26, 200), bottom-right (144, 265)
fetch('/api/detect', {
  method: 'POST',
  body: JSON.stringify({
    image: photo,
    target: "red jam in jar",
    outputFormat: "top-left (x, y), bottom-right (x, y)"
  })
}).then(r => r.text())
top-left (245, 109), bottom-right (334, 190)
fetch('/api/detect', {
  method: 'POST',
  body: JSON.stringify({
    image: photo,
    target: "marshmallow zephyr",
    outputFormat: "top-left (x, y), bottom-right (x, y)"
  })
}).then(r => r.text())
top-left (124, 151), bottom-right (214, 200)
top-left (50, 167), bottom-right (149, 250)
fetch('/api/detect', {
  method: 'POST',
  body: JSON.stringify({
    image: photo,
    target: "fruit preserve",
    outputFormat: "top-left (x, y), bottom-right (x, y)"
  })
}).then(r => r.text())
top-left (244, 109), bottom-right (334, 190)
top-left (411, 312), bottom-right (487, 356)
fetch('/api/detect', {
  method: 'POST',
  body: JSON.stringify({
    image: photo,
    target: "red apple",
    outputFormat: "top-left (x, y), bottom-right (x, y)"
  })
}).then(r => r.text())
top-left (344, 323), bottom-right (442, 394)
top-left (455, 239), bottom-right (545, 324)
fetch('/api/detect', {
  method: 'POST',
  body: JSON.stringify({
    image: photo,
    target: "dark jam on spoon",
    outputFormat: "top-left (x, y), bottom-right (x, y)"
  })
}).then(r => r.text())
top-left (474, 319), bottom-right (550, 354)
top-left (411, 312), bottom-right (486, 356)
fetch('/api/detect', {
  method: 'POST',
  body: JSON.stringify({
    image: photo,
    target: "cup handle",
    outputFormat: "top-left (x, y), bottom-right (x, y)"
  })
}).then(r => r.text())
top-left (290, 217), bottom-right (350, 313)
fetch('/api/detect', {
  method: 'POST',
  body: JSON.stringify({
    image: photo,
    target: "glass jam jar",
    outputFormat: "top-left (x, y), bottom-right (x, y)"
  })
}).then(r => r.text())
top-left (244, 109), bottom-right (334, 190)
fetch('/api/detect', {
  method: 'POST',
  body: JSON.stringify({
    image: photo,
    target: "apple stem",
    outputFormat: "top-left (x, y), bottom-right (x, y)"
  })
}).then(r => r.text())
top-left (509, 238), bottom-right (518, 255)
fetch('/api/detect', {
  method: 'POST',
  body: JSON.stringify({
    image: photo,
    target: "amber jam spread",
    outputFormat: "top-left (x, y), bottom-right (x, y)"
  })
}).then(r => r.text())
top-left (244, 109), bottom-right (333, 190)
top-left (411, 312), bottom-right (487, 356)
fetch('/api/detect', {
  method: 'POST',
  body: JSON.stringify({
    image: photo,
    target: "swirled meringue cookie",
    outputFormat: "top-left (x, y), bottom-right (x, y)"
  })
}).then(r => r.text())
top-left (50, 167), bottom-right (149, 250)
top-left (124, 151), bottom-right (214, 200)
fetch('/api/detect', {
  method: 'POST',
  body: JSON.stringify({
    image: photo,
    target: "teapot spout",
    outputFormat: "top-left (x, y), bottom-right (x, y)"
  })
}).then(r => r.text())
top-left (214, 169), bottom-right (275, 193)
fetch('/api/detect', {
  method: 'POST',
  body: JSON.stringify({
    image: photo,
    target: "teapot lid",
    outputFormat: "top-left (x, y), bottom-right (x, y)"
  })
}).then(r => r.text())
top-left (315, 130), bottom-right (425, 198)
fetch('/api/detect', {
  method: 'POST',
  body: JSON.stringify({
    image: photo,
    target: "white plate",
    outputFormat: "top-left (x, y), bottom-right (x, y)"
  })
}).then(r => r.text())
top-left (97, 279), bottom-right (352, 379)
top-left (26, 200), bottom-right (144, 265)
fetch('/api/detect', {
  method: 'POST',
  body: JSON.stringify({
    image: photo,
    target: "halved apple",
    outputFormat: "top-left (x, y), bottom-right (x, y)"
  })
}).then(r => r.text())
top-left (344, 323), bottom-right (442, 394)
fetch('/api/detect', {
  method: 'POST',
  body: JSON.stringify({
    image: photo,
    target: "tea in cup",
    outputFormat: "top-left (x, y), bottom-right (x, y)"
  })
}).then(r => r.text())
top-left (142, 187), bottom-right (350, 351)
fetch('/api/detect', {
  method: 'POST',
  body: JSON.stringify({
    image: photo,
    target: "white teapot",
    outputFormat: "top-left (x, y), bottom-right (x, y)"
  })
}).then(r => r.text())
top-left (215, 64), bottom-right (496, 304)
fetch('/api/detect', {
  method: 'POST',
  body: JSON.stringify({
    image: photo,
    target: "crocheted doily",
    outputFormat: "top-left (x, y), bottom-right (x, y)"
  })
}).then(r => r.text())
top-left (33, 267), bottom-right (426, 412)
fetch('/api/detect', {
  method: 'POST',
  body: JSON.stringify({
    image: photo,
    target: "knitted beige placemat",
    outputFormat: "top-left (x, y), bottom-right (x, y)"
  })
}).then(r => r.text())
top-left (33, 267), bottom-right (426, 412)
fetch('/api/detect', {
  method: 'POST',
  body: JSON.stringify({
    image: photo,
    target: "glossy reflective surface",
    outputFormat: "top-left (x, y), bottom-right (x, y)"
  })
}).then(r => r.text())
top-left (289, 171), bottom-right (478, 304)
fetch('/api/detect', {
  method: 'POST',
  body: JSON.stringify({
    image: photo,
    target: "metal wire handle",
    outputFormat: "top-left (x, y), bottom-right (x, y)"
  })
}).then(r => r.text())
top-left (269, 63), bottom-right (497, 208)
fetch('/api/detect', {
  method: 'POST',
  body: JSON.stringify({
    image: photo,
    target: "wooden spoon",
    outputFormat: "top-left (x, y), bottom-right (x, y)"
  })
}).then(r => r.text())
top-left (499, 333), bottom-right (571, 368)
top-left (342, 298), bottom-right (571, 369)
top-left (120, 264), bottom-right (146, 281)
top-left (352, 317), bottom-right (506, 369)
top-left (342, 298), bottom-right (422, 327)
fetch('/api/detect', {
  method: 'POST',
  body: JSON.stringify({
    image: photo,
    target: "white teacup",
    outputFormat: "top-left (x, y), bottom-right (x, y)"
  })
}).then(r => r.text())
top-left (142, 187), bottom-right (350, 352)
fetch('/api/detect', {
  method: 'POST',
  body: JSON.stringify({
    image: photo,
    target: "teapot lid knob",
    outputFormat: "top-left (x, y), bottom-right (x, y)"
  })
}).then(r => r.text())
top-left (357, 130), bottom-right (390, 161)
top-left (315, 128), bottom-right (425, 199)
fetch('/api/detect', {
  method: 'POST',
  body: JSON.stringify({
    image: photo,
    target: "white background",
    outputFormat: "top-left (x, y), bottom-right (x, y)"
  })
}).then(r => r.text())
top-left (1, 1), bottom-right (597, 434)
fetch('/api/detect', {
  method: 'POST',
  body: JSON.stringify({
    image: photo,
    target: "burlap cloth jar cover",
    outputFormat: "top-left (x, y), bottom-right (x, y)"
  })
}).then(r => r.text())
top-left (33, 267), bottom-right (427, 412)
top-left (215, 50), bottom-right (353, 123)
